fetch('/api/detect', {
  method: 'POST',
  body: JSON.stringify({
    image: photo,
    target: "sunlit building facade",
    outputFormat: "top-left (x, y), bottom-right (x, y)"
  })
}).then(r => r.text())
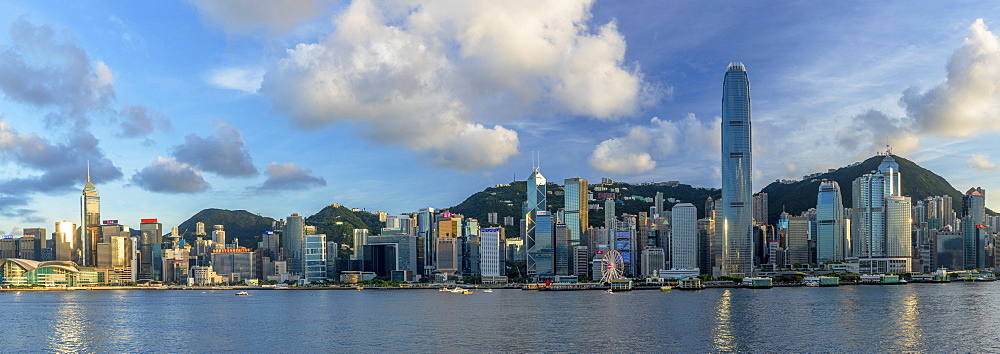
top-left (81, 172), bottom-right (100, 266)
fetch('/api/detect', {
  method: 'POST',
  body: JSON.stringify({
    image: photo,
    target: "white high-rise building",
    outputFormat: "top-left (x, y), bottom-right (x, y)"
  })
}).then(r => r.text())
top-left (670, 203), bottom-right (698, 270)
top-left (211, 225), bottom-right (225, 248)
top-left (480, 228), bottom-right (503, 277)
top-left (854, 153), bottom-right (912, 273)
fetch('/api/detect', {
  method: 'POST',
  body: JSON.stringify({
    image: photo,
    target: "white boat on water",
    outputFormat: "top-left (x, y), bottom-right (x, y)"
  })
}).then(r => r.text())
top-left (235, 291), bottom-right (249, 296)
top-left (605, 289), bottom-right (614, 294)
top-left (482, 289), bottom-right (493, 293)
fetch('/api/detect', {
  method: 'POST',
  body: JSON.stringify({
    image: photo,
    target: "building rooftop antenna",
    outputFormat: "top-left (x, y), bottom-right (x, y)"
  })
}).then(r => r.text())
top-left (87, 160), bottom-right (91, 182)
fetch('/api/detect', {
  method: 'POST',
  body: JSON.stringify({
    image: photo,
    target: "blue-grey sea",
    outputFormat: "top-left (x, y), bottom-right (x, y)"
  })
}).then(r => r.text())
top-left (3, 283), bottom-right (999, 352)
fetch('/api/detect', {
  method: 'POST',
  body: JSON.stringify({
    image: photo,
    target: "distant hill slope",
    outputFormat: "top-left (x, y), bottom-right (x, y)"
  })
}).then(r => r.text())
top-left (306, 204), bottom-right (383, 247)
top-left (450, 180), bottom-right (721, 230)
top-left (760, 154), bottom-right (985, 224)
top-left (178, 208), bottom-right (276, 248)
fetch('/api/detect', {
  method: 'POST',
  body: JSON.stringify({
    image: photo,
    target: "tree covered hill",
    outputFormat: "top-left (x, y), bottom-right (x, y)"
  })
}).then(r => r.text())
top-left (177, 208), bottom-right (276, 247)
top-left (449, 180), bottom-right (721, 230)
top-left (760, 154), bottom-right (987, 224)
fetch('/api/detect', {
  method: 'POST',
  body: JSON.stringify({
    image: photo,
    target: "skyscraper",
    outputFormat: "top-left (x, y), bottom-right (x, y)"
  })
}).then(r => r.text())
top-left (752, 192), bottom-right (768, 225)
top-left (721, 62), bottom-right (753, 276)
top-left (564, 177), bottom-right (589, 251)
top-left (139, 219), bottom-right (163, 279)
top-left (81, 169), bottom-right (100, 266)
top-left (53, 221), bottom-right (78, 262)
top-left (604, 198), bottom-right (616, 230)
top-left (282, 213), bottom-right (305, 275)
top-left (418, 207), bottom-right (436, 275)
top-left (670, 203), bottom-right (698, 270)
top-left (963, 187), bottom-right (986, 226)
top-left (525, 167), bottom-right (546, 279)
top-left (853, 153), bottom-right (912, 273)
top-left (816, 181), bottom-right (844, 263)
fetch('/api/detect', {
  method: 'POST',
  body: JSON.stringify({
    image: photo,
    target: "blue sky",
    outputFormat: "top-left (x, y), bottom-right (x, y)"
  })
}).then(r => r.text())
top-left (1, 1), bottom-right (999, 235)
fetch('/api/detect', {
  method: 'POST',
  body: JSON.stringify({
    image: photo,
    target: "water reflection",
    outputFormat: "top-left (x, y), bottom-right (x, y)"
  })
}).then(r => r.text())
top-left (894, 290), bottom-right (922, 350)
top-left (712, 290), bottom-right (734, 352)
top-left (49, 296), bottom-right (85, 353)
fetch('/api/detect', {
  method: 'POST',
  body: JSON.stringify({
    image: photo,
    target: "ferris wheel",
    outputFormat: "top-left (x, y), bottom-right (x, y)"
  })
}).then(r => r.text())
top-left (600, 250), bottom-right (625, 283)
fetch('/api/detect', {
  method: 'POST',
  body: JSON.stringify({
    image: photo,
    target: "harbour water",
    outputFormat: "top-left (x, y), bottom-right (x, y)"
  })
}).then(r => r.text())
top-left (4, 282), bottom-right (1000, 352)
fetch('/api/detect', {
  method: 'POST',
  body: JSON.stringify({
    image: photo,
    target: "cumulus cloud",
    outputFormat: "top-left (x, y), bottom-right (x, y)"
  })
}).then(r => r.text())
top-left (189, 0), bottom-right (333, 34)
top-left (0, 18), bottom-right (115, 128)
top-left (589, 128), bottom-right (656, 174)
top-left (0, 120), bottom-right (123, 194)
top-left (116, 104), bottom-right (171, 136)
top-left (130, 157), bottom-right (211, 193)
top-left (172, 120), bottom-right (258, 177)
top-left (207, 67), bottom-right (264, 93)
top-left (589, 114), bottom-right (720, 174)
top-left (839, 19), bottom-right (1000, 156)
top-left (969, 154), bottom-right (998, 171)
top-left (902, 19), bottom-right (1000, 136)
top-left (252, 162), bottom-right (326, 191)
top-left (261, 0), bottom-right (651, 170)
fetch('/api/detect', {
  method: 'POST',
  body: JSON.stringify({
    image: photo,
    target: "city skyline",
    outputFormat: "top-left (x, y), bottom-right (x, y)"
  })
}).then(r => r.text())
top-left (1, 2), bottom-right (999, 233)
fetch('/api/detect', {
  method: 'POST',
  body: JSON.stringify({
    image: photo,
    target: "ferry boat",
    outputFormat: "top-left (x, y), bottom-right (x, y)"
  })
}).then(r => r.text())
top-left (235, 291), bottom-right (249, 296)
top-left (804, 279), bottom-right (820, 287)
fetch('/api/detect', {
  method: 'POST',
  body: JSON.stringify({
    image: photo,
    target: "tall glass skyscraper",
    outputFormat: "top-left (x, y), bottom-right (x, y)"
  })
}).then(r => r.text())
top-left (282, 213), bottom-right (305, 274)
top-left (721, 63), bottom-right (753, 276)
top-left (816, 181), bottom-right (844, 263)
top-left (563, 177), bottom-right (588, 249)
top-left (81, 168), bottom-right (100, 266)
top-left (525, 168), bottom-right (546, 279)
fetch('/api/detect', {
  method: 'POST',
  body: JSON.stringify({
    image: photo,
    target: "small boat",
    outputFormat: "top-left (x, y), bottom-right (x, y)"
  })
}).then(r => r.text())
top-left (462, 290), bottom-right (473, 294)
top-left (659, 286), bottom-right (672, 292)
top-left (235, 291), bottom-right (249, 296)
top-left (605, 289), bottom-right (614, 294)
top-left (482, 289), bottom-right (493, 293)
top-left (449, 287), bottom-right (465, 293)
top-left (804, 280), bottom-right (820, 287)
top-left (356, 286), bottom-right (363, 291)
top-left (439, 287), bottom-right (450, 292)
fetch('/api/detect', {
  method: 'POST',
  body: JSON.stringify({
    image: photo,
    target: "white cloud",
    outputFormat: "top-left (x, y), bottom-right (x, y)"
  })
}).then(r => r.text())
top-left (130, 157), bottom-right (211, 193)
top-left (589, 114), bottom-right (719, 175)
top-left (902, 19), bottom-right (1000, 137)
top-left (207, 67), bottom-right (264, 93)
top-left (839, 19), bottom-right (1000, 157)
top-left (969, 154), bottom-right (998, 171)
top-left (589, 127), bottom-right (656, 174)
top-left (260, 0), bottom-right (650, 170)
top-left (188, 0), bottom-right (334, 34)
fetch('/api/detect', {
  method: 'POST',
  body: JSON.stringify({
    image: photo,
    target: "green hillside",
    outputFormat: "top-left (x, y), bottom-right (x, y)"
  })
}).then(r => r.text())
top-left (177, 208), bottom-right (276, 247)
top-left (450, 180), bottom-right (720, 231)
top-left (760, 154), bottom-right (980, 224)
top-left (305, 204), bottom-right (383, 247)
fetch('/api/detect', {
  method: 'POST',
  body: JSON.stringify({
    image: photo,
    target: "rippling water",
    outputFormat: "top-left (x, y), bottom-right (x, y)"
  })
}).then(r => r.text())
top-left (3, 283), bottom-right (1000, 352)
